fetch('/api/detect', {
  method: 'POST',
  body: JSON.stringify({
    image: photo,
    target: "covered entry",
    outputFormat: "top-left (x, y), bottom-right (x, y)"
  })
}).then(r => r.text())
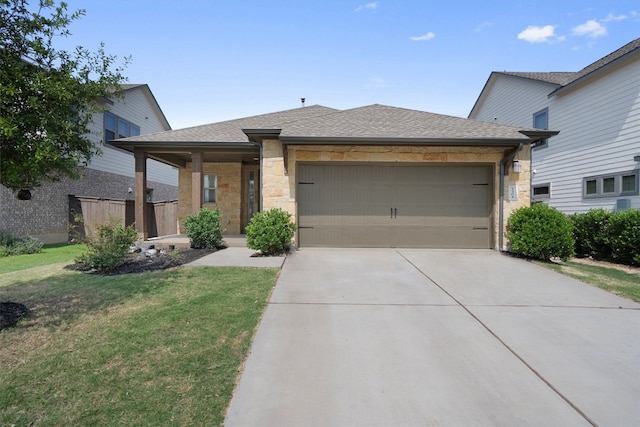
top-left (297, 163), bottom-right (493, 248)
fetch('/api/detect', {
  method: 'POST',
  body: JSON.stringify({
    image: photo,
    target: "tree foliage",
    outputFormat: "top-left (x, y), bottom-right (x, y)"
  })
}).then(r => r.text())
top-left (0, 0), bottom-right (128, 193)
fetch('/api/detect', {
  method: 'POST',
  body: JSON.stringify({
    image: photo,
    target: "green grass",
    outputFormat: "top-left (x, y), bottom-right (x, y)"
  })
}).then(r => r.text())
top-left (0, 246), bottom-right (279, 426)
top-left (0, 243), bottom-right (86, 274)
top-left (536, 259), bottom-right (640, 302)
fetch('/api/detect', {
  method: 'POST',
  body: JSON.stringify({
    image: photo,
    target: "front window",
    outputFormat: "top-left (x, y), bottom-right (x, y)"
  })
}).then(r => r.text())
top-left (532, 108), bottom-right (549, 149)
top-left (203, 174), bottom-right (217, 203)
top-left (104, 112), bottom-right (140, 144)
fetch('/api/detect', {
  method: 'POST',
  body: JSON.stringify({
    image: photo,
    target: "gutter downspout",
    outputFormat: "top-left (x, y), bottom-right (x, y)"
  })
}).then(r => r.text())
top-left (248, 140), bottom-right (263, 213)
top-left (499, 143), bottom-right (523, 252)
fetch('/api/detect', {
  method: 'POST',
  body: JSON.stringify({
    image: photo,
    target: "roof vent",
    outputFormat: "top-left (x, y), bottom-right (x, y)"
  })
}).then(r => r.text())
top-left (301, 97), bottom-right (306, 107)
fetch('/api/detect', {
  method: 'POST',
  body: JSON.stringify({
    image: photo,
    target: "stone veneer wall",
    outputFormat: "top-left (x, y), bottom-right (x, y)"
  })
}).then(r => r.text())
top-left (177, 162), bottom-right (242, 234)
top-left (0, 168), bottom-right (177, 244)
top-left (260, 139), bottom-right (531, 250)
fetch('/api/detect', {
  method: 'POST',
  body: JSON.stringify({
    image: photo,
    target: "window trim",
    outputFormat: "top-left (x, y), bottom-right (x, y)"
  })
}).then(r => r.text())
top-left (104, 112), bottom-right (140, 144)
top-left (203, 173), bottom-right (217, 204)
top-left (532, 182), bottom-right (551, 201)
top-left (532, 108), bottom-right (549, 150)
top-left (583, 169), bottom-right (639, 199)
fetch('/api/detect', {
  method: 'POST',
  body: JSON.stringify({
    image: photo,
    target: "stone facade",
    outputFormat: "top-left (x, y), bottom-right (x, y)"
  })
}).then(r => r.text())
top-left (260, 140), bottom-right (531, 250)
top-left (0, 168), bottom-right (177, 244)
top-left (178, 162), bottom-right (242, 234)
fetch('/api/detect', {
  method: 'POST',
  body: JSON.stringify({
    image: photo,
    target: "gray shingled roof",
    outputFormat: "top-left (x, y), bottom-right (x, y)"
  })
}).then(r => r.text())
top-left (500, 72), bottom-right (576, 86)
top-left (552, 37), bottom-right (640, 94)
top-left (277, 104), bottom-right (538, 141)
top-left (500, 37), bottom-right (640, 92)
top-left (117, 105), bottom-right (337, 143)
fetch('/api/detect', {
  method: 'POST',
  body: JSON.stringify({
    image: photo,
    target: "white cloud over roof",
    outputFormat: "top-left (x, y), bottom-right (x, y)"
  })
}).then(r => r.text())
top-left (517, 25), bottom-right (558, 43)
top-left (572, 20), bottom-right (608, 38)
top-left (410, 32), bottom-right (435, 41)
top-left (355, 2), bottom-right (377, 12)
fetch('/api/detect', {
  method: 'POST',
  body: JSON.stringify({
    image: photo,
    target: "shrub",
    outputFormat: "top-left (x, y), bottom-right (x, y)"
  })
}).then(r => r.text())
top-left (184, 208), bottom-right (225, 249)
top-left (507, 203), bottom-right (574, 261)
top-left (245, 208), bottom-right (296, 256)
top-left (75, 221), bottom-right (138, 272)
top-left (607, 209), bottom-right (640, 266)
top-left (0, 231), bottom-right (43, 256)
top-left (571, 209), bottom-right (612, 259)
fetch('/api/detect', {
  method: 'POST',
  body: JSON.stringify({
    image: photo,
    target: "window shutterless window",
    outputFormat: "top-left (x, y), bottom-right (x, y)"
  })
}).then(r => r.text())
top-left (532, 183), bottom-right (551, 201)
top-left (203, 174), bottom-right (217, 203)
top-left (104, 112), bottom-right (140, 144)
top-left (532, 108), bottom-right (549, 149)
top-left (583, 169), bottom-right (639, 198)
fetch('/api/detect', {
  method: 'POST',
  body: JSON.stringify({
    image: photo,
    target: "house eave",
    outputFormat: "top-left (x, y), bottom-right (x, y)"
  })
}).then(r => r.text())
top-left (279, 136), bottom-right (538, 147)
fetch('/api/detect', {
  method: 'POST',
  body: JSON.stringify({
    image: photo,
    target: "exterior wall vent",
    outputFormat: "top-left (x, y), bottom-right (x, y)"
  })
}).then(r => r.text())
top-left (616, 198), bottom-right (631, 211)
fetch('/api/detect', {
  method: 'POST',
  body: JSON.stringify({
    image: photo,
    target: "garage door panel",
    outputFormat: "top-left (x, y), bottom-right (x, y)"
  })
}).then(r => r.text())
top-left (297, 164), bottom-right (492, 248)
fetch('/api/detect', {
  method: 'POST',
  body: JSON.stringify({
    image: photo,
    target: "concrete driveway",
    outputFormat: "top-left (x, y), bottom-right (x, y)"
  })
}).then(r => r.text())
top-left (225, 249), bottom-right (640, 427)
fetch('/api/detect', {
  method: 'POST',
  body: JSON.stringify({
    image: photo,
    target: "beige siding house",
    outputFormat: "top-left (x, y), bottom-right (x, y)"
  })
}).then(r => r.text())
top-left (113, 104), bottom-right (554, 250)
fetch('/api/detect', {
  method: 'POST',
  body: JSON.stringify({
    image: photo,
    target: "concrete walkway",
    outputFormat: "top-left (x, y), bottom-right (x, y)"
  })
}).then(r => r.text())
top-left (225, 248), bottom-right (640, 427)
top-left (145, 234), bottom-right (285, 268)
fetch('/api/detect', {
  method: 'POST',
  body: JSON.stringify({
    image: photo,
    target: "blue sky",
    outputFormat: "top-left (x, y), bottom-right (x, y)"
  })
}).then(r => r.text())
top-left (55, 0), bottom-right (639, 129)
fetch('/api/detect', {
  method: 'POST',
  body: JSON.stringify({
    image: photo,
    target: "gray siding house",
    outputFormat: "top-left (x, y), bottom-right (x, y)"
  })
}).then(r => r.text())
top-left (469, 38), bottom-right (640, 214)
top-left (0, 84), bottom-right (178, 243)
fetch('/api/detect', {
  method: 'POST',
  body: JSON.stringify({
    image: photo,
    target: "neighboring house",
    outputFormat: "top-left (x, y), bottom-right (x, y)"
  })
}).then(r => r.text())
top-left (113, 104), bottom-right (553, 250)
top-left (469, 38), bottom-right (640, 214)
top-left (0, 84), bottom-right (178, 243)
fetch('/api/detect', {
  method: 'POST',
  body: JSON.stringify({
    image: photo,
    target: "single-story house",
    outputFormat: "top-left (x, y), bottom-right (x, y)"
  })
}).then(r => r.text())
top-left (112, 104), bottom-right (556, 250)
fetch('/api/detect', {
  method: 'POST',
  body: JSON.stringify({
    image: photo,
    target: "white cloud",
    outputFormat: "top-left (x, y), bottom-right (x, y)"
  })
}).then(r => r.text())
top-left (355, 2), bottom-right (377, 12)
top-left (410, 32), bottom-right (435, 41)
top-left (517, 25), bottom-right (557, 43)
top-left (602, 12), bottom-right (627, 22)
top-left (572, 20), bottom-right (607, 38)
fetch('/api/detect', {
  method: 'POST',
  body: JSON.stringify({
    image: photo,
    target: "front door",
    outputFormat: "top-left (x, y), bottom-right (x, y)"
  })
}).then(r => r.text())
top-left (241, 164), bottom-right (260, 233)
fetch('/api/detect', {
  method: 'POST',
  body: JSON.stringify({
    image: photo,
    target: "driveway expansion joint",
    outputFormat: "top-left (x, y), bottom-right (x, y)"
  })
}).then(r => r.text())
top-left (397, 250), bottom-right (599, 427)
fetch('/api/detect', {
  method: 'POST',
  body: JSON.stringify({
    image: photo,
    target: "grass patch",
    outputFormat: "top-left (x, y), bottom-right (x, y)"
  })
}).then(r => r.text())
top-left (0, 243), bottom-right (86, 274)
top-left (1, 255), bottom-right (279, 426)
top-left (535, 259), bottom-right (640, 302)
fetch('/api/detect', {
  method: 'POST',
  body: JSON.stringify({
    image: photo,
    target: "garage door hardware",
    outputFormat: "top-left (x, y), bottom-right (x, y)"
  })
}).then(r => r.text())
top-left (298, 181), bottom-right (314, 185)
top-left (473, 183), bottom-right (489, 186)
top-left (390, 208), bottom-right (397, 219)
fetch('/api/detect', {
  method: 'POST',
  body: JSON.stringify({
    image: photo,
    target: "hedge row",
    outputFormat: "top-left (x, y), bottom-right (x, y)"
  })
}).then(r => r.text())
top-left (571, 208), bottom-right (640, 266)
top-left (507, 204), bottom-right (640, 266)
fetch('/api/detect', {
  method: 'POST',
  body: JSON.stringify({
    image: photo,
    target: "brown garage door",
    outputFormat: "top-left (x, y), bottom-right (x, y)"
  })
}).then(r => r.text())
top-left (297, 163), bottom-right (493, 248)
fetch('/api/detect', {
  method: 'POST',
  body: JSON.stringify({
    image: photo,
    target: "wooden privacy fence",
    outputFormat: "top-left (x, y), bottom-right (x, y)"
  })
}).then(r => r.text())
top-left (69, 195), bottom-right (177, 240)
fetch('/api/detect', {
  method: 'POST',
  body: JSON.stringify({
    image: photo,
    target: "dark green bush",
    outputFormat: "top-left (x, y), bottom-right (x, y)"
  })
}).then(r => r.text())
top-left (571, 209), bottom-right (612, 259)
top-left (245, 208), bottom-right (296, 256)
top-left (507, 203), bottom-right (574, 261)
top-left (0, 231), bottom-right (43, 257)
top-left (75, 221), bottom-right (138, 272)
top-left (607, 209), bottom-right (640, 266)
top-left (184, 208), bottom-right (225, 249)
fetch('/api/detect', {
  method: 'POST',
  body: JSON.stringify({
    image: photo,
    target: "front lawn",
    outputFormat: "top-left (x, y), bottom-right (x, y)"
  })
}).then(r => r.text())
top-left (535, 259), bottom-right (640, 302)
top-left (0, 247), bottom-right (278, 426)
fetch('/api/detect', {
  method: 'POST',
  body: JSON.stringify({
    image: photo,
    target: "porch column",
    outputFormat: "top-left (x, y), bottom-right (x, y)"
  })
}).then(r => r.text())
top-left (134, 149), bottom-right (148, 240)
top-left (191, 152), bottom-right (203, 214)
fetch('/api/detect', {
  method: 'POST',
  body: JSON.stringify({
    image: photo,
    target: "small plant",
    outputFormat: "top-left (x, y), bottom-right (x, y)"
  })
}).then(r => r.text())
top-left (75, 220), bottom-right (138, 272)
top-left (0, 231), bottom-right (43, 256)
top-left (245, 208), bottom-right (296, 256)
top-left (184, 208), bottom-right (225, 249)
top-left (507, 203), bottom-right (574, 261)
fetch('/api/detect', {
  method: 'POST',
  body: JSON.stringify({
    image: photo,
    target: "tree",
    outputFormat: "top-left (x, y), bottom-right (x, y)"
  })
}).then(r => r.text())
top-left (0, 0), bottom-right (128, 198)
